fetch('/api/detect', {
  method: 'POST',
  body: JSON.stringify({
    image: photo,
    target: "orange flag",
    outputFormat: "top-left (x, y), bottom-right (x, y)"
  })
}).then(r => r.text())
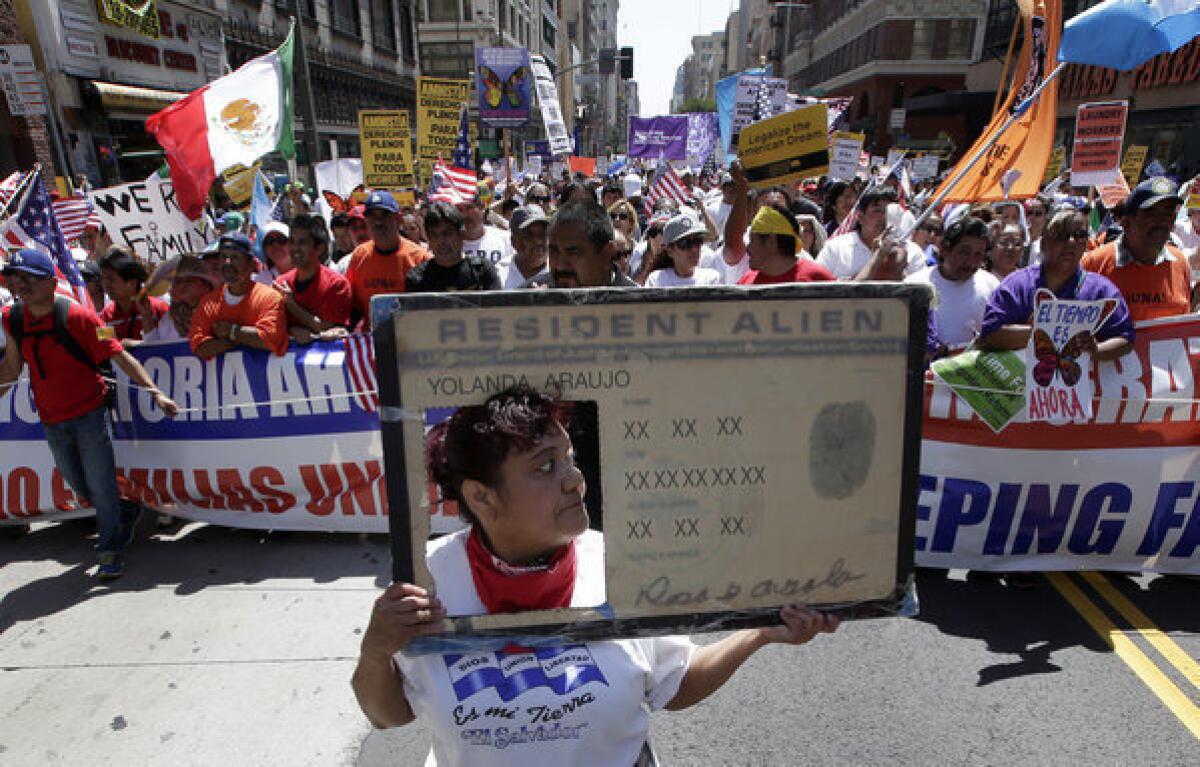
top-left (935, 0), bottom-right (1062, 202)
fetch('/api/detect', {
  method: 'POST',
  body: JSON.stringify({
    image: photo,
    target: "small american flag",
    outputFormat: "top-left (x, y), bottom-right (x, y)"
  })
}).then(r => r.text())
top-left (343, 334), bottom-right (378, 412)
top-left (429, 158), bottom-right (478, 205)
top-left (699, 150), bottom-right (720, 189)
top-left (0, 171), bottom-right (23, 207)
top-left (645, 164), bottom-right (692, 208)
top-left (51, 195), bottom-right (94, 242)
top-left (451, 104), bottom-right (473, 170)
top-left (1, 169), bottom-right (93, 309)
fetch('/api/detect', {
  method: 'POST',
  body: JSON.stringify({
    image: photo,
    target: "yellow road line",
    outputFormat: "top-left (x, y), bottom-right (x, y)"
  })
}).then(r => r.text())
top-left (1081, 571), bottom-right (1200, 694)
top-left (1046, 572), bottom-right (1200, 741)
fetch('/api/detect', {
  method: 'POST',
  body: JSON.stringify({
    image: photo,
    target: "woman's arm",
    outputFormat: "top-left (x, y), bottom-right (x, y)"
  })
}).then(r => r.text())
top-left (978, 325), bottom-right (1031, 351)
top-left (665, 605), bottom-right (837, 711)
top-left (351, 582), bottom-right (446, 729)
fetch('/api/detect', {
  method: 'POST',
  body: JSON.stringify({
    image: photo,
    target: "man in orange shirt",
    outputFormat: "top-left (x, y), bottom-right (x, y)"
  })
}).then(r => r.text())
top-left (343, 191), bottom-right (429, 329)
top-left (1082, 178), bottom-right (1196, 321)
top-left (190, 233), bottom-right (290, 359)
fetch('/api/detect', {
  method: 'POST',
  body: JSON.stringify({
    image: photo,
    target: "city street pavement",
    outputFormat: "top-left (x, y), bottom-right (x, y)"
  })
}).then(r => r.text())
top-left (1, 520), bottom-right (1197, 766)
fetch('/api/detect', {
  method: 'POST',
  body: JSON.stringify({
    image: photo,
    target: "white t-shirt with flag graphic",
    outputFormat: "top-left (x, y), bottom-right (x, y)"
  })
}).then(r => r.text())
top-left (394, 529), bottom-right (696, 767)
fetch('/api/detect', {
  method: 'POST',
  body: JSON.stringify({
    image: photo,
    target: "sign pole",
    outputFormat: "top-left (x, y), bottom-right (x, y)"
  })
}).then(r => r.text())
top-left (287, 8), bottom-right (321, 184)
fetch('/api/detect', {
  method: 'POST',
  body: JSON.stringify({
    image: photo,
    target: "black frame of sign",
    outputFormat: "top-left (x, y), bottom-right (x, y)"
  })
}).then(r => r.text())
top-left (372, 284), bottom-right (930, 644)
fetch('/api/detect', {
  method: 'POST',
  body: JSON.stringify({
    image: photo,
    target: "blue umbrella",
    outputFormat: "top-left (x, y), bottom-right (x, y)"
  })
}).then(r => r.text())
top-left (1058, 0), bottom-right (1200, 72)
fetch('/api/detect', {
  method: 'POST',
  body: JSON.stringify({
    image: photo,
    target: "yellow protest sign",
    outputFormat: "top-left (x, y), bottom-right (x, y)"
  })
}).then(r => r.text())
top-left (737, 104), bottom-right (829, 190)
top-left (360, 110), bottom-right (415, 189)
top-left (1120, 145), bottom-right (1149, 186)
top-left (220, 162), bottom-right (261, 208)
top-left (1187, 187), bottom-right (1200, 211)
top-left (394, 190), bottom-right (417, 208)
top-left (1043, 145), bottom-right (1066, 185)
top-left (416, 78), bottom-right (470, 186)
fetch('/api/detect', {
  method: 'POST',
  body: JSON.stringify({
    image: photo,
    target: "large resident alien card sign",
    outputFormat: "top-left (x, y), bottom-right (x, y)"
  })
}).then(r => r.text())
top-left (373, 286), bottom-right (929, 648)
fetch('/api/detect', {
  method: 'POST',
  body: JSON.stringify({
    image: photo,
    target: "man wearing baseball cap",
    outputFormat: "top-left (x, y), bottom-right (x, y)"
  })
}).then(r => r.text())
top-left (1082, 177), bottom-right (1196, 321)
top-left (343, 191), bottom-right (430, 328)
top-left (0, 249), bottom-right (178, 579)
top-left (502, 204), bottom-right (551, 289)
top-left (190, 232), bottom-right (290, 359)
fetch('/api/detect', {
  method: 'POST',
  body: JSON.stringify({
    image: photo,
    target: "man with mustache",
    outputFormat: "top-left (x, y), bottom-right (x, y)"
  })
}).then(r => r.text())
top-left (1082, 177), bottom-right (1197, 321)
top-left (540, 200), bottom-right (637, 288)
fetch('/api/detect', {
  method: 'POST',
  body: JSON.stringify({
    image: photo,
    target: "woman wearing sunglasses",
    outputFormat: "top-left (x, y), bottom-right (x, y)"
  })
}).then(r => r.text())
top-left (606, 199), bottom-right (642, 244)
top-left (644, 212), bottom-right (722, 288)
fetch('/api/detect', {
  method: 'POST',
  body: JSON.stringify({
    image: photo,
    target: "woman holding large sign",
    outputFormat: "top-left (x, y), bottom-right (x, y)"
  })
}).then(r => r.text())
top-left (351, 385), bottom-right (838, 766)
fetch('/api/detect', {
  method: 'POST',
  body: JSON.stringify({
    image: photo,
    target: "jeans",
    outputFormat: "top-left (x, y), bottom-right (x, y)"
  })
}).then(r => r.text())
top-left (42, 405), bottom-right (132, 554)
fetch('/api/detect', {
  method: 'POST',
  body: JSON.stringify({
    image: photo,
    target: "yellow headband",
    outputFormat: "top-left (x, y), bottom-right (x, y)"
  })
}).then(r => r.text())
top-left (750, 207), bottom-right (799, 252)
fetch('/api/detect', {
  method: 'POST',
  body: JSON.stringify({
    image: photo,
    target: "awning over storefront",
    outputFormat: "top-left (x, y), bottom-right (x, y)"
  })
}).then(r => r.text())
top-left (85, 80), bottom-right (187, 114)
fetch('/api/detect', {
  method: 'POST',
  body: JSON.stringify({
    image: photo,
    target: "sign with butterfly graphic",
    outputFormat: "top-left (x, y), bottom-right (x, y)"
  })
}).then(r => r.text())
top-left (1027, 290), bottom-right (1117, 425)
top-left (476, 47), bottom-right (531, 129)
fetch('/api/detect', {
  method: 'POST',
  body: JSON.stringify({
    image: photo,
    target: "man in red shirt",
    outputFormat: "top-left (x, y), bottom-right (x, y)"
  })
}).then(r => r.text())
top-left (97, 247), bottom-right (169, 346)
top-left (275, 213), bottom-right (353, 342)
top-left (736, 202), bottom-right (835, 285)
top-left (0, 249), bottom-right (178, 579)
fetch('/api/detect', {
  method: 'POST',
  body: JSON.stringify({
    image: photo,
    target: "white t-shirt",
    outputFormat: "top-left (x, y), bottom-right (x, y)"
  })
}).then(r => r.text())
top-left (464, 226), bottom-right (514, 268)
top-left (817, 231), bottom-right (925, 279)
top-left (394, 529), bottom-right (695, 767)
top-left (500, 261), bottom-right (549, 290)
top-left (699, 249), bottom-right (751, 285)
top-left (142, 316), bottom-right (186, 343)
top-left (904, 265), bottom-right (1000, 347)
top-left (644, 266), bottom-right (722, 288)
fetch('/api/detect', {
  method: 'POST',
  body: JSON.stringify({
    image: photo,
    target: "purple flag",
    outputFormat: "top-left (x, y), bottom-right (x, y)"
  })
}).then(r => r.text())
top-left (627, 116), bottom-right (689, 160)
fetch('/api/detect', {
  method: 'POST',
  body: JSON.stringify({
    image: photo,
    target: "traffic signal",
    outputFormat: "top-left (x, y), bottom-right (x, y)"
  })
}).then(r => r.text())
top-left (620, 46), bottom-right (633, 79)
top-left (599, 48), bottom-right (615, 75)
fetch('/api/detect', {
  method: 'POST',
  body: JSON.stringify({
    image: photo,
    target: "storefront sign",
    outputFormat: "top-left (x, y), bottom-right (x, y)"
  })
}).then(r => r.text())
top-left (1070, 101), bottom-right (1127, 187)
top-left (738, 104), bottom-right (829, 190)
top-left (360, 110), bottom-right (415, 189)
top-left (415, 77), bottom-right (469, 187)
top-left (0, 45), bottom-right (46, 116)
top-left (97, 0), bottom-right (161, 39)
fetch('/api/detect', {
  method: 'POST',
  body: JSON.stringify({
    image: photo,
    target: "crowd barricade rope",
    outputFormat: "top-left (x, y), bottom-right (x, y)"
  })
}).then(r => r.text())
top-left (2, 319), bottom-right (1199, 574)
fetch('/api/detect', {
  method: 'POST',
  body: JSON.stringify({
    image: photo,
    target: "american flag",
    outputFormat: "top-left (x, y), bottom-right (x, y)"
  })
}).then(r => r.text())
top-left (1, 169), bottom-right (93, 309)
top-left (51, 195), bottom-right (94, 242)
top-left (343, 334), bottom-right (378, 412)
top-left (451, 104), bottom-right (473, 170)
top-left (645, 164), bottom-right (692, 208)
top-left (429, 158), bottom-right (478, 205)
top-left (0, 171), bottom-right (23, 207)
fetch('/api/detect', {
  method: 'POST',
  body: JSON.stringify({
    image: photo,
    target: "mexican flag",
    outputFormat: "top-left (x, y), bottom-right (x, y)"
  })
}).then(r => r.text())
top-left (147, 25), bottom-right (295, 219)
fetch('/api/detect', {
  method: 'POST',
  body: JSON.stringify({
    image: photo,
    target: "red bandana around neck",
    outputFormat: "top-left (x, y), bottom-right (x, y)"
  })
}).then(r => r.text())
top-left (466, 526), bottom-right (577, 614)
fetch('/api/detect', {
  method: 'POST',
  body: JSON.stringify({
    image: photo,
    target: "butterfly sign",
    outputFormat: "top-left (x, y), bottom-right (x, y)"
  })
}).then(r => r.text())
top-left (321, 185), bottom-right (366, 214)
top-left (475, 47), bottom-right (532, 128)
top-left (1025, 289), bottom-right (1117, 425)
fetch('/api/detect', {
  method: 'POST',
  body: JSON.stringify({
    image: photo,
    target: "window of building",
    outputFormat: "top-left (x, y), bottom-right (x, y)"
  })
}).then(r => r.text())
top-left (399, 3), bottom-right (416, 60)
top-left (332, 0), bottom-right (361, 37)
top-left (543, 16), bottom-right (556, 49)
top-left (911, 19), bottom-right (933, 60)
top-left (426, 0), bottom-right (464, 22)
top-left (372, 0), bottom-right (397, 52)
top-left (947, 18), bottom-right (975, 59)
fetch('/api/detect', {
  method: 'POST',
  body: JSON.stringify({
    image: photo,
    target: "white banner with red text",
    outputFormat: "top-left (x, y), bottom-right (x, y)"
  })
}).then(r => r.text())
top-left (917, 314), bottom-right (1200, 574)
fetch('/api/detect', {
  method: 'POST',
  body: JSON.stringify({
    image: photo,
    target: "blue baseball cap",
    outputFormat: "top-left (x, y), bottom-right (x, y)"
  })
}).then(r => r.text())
top-left (2, 248), bottom-right (56, 279)
top-left (217, 232), bottom-right (253, 257)
top-left (364, 190), bottom-right (399, 213)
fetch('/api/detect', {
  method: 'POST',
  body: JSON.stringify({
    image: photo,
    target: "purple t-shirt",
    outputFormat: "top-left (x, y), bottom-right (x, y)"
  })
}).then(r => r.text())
top-left (980, 265), bottom-right (1134, 341)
